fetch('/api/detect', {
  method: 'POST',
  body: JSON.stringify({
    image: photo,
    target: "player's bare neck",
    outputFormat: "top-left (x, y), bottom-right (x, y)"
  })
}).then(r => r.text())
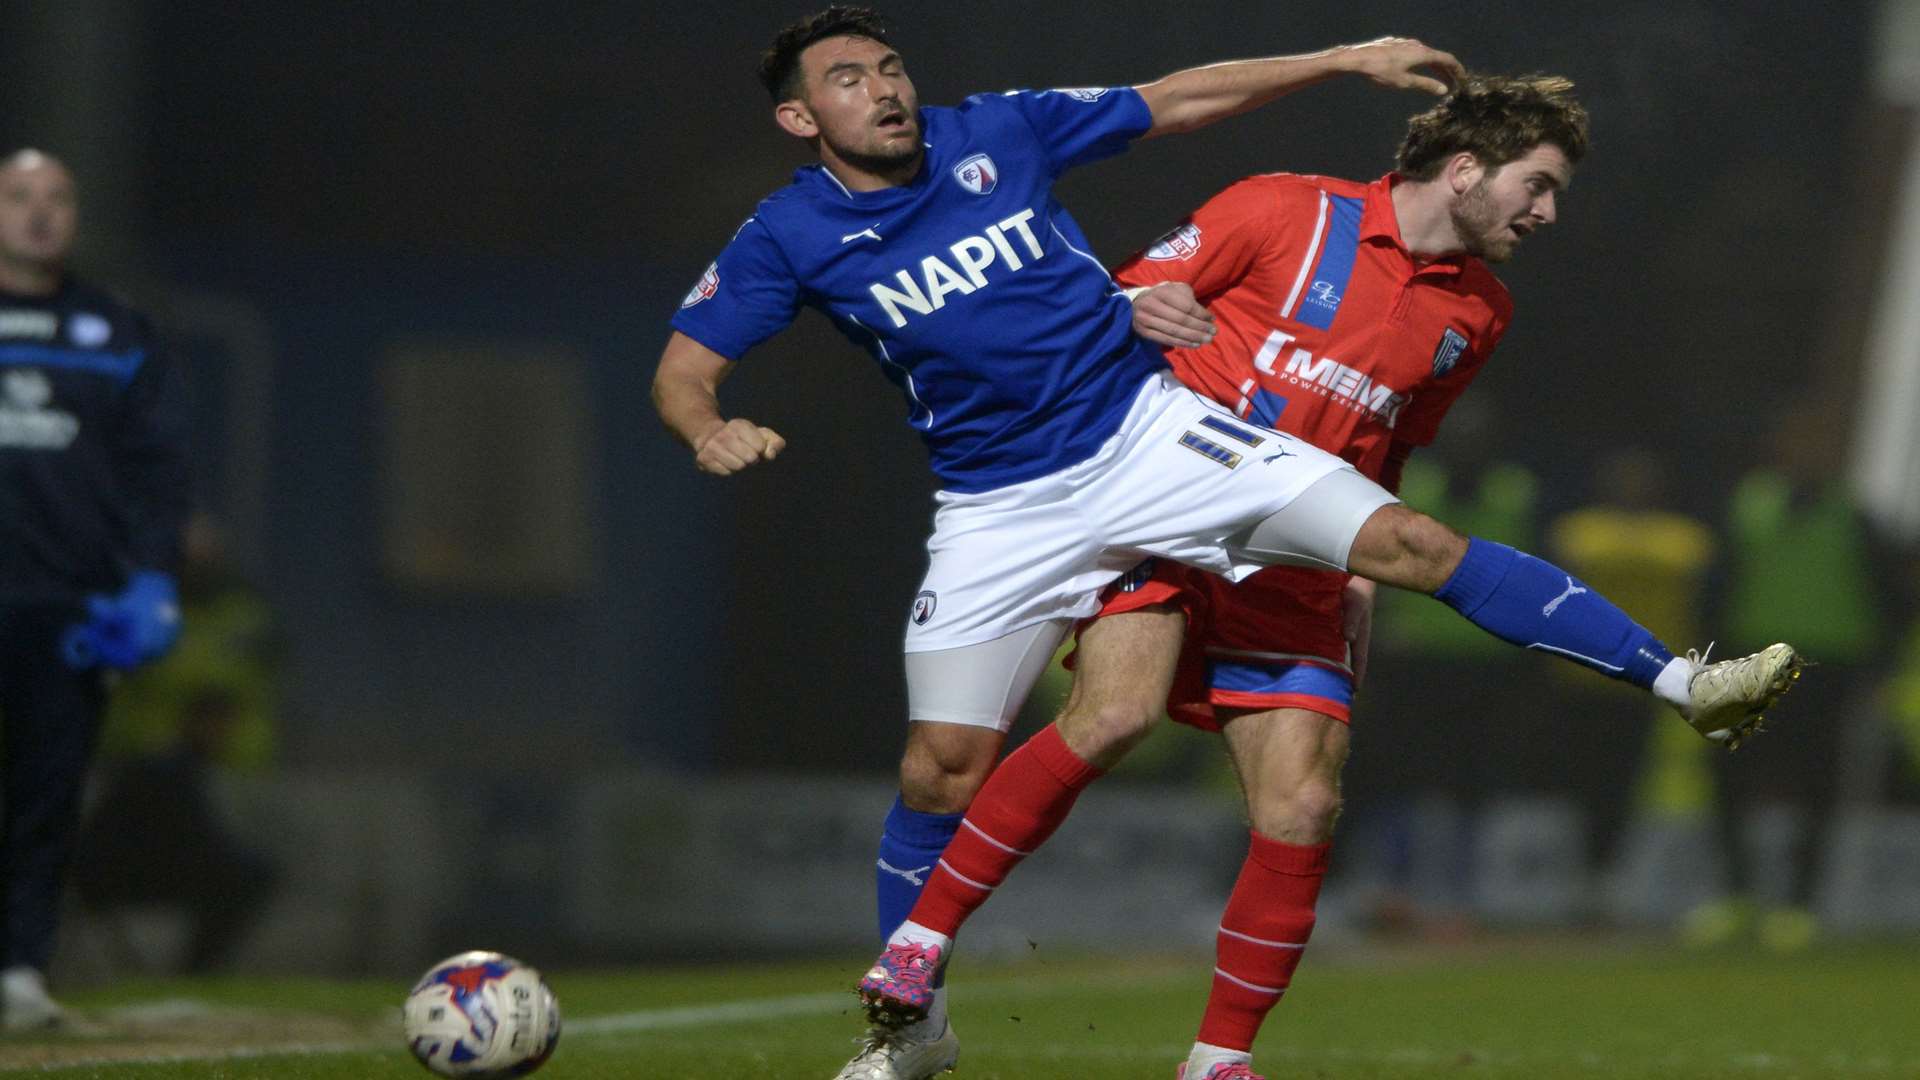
top-left (1390, 179), bottom-right (1465, 261)
top-left (0, 256), bottom-right (62, 297)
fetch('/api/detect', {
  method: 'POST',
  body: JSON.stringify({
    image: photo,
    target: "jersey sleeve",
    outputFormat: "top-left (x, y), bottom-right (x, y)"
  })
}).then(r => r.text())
top-left (1393, 288), bottom-right (1512, 446)
top-left (1112, 177), bottom-right (1285, 302)
top-left (668, 216), bottom-right (802, 361)
top-left (994, 88), bottom-right (1152, 177)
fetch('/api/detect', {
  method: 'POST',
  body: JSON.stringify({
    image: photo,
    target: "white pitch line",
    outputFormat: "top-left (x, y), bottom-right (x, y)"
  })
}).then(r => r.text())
top-left (567, 991), bottom-right (852, 1034)
top-left (22, 990), bottom-right (857, 1071)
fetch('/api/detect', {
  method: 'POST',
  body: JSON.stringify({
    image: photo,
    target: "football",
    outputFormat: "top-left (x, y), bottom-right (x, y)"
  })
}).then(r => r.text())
top-left (403, 951), bottom-right (561, 1078)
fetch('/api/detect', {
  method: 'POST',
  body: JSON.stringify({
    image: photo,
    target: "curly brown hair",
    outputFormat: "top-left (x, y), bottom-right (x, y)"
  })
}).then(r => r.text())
top-left (1396, 74), bottom-right (1589, 180)
top-left (759, 6), bottom-right (895, 103)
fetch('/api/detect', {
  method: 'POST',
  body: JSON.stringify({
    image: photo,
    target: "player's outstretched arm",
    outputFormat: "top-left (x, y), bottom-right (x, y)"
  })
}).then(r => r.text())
top-left (1136, 37), bottom-right (1463, 139)
top-left (653, 330), bottom-right (787, 476)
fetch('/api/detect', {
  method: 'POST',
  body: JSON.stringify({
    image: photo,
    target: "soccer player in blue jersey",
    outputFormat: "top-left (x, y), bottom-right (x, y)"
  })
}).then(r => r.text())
top-left (653, 9), bottom-right (1802, 1078)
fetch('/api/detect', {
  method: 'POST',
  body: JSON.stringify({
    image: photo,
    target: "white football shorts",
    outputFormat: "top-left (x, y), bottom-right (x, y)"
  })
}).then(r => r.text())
top-left (903, 370), bottom-right (1398, 729)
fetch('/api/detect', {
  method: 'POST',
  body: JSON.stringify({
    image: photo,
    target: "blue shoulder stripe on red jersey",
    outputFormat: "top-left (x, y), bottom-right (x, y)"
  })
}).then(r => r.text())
top-left (1293, 195), bottom-right (1365, 331)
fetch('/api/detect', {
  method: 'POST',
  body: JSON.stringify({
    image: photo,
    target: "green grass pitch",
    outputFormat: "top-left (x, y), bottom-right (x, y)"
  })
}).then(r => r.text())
top-left (4, 938), bottom-right (1917, 1078)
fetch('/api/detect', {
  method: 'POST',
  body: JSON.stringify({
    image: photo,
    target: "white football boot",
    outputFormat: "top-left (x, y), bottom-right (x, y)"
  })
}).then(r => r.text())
top-left (1, 966), bottom-right (67, 1031)
top-left (831, 1019), bottom-right (959, 1079)
top-left (1680, 643), bottom-right (1804, 750)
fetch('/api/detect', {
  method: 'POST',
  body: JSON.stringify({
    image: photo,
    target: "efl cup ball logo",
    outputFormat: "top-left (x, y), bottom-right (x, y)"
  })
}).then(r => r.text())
top-left (911, 590), bottom-right (938, 626)
top-left (681, 263), bottom-right (719, 309)
top-left (951, 154), bottom-right (997, 196)
top-left (1144, 223), bottom-right (1202, 261)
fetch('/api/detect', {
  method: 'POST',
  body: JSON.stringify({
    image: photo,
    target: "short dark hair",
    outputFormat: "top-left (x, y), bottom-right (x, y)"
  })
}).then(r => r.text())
top-left (1396, 74), bottom-right (1590, 181)
top-left (759, 6), bottom-right (895, 102)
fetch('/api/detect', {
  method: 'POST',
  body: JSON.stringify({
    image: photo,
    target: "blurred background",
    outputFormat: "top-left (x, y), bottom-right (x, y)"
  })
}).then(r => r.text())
top-left (4, 0), bottom-right (1919, 980)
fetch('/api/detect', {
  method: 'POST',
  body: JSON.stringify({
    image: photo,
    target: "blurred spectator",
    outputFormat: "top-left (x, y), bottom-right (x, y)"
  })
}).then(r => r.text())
top-left (1353, 406), bottom-right (1539, 933)
top-left (72, 512), bottom-right (281, 972)
top-left (0, 149), bottom-right (189, 1026)
top-left (1546, 447), bottom-right (1717, 902)
top-left (1689, 399), bottom-right (1883, 951)
top-left (1879, 562), bottom-right (1920, 799)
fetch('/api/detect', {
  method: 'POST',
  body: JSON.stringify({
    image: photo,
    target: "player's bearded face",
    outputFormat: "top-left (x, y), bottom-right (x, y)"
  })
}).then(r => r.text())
top-left (1448, 145), bottom-right (1569, 263)
top-left (1449, 176), bottom-right (1516, 262)
top-left (800, 37), bottom-right (923, 174)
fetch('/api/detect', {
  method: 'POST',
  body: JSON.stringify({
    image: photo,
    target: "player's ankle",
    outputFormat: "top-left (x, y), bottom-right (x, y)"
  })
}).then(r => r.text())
top-left (1652, 656), bottom-right (1694, 713)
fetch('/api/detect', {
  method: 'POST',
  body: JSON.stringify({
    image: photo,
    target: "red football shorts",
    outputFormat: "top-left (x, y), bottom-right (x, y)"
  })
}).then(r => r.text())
top-left (1076, 558), bottom-right (1355, 730)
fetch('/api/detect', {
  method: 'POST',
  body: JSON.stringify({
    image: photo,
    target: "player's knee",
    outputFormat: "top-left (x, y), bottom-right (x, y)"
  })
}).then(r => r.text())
top-left (1250, 776), bottom-right (1343, 843)
top-left (898, 727), bottom-right (1000, 812)
top-left (1351, 506), bottom-right (1468, 594)
top-left (1057, 696), bottom-right (1161, 767)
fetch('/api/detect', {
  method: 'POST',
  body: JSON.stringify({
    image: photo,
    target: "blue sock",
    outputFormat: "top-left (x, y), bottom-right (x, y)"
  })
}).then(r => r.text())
top-left (876, 795), bottom-right (963, 944)
top-left (1434, 538), bottom-right (1674, 688)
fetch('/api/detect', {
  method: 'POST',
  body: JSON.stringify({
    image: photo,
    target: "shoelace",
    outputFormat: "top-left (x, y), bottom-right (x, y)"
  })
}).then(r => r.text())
top-left (1685, 641), bottom-right (1717, 673)
top-left (1203, 1064), bottom-right (1264, 1080)
top-left (877, 941), bottom-right (941, 986)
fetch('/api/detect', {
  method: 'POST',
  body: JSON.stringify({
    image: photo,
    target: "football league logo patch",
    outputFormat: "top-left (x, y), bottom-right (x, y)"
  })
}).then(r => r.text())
top-left (1144, 223), bottom-right (1202, 261)
top-left (952, 154), bottom-right (997, 196)
top-left (1057, 88), bottom-right (1111, 102)
top-left (681, 263), bottom-right (719, 309)
top-left (1431, 327), bottom-right (1468, 377)
top-left (911, 590), bottom-right (938, 626)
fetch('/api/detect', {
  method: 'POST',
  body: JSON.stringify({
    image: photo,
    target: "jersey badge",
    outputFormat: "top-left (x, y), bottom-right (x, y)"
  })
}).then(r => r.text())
top-left (1431, 327), bottom-right (1468, 377)
top-left (1144, 222), bottom-right (1202, 261)
top-left (911, 590), bottom-right (938, 625)
top-left (67, 312), bottom-right (112, 348)
top-left (952, 154), bottom-right (997, 196)
top-left (1056, 88), bottom-right (1110, 102)
top-left (680, 262), bottom-right (719, 309)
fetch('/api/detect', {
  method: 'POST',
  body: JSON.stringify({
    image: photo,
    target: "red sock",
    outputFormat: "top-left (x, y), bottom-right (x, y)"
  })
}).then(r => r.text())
top-left (1195, 832), bottom-right (1330, 1052)
top-left (908, 724), bottom-right (1102, 936)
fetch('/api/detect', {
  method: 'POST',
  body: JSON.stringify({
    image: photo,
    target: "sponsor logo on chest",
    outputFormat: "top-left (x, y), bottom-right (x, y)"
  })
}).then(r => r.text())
top-left (0, 368), bottom-right (81, 449)
top-left (0, 310), bottom-right (58, 340)
top-left (867, 207), bottom-right (1046, 328)
top-left (1251, 328), bottom-right (1409, 428)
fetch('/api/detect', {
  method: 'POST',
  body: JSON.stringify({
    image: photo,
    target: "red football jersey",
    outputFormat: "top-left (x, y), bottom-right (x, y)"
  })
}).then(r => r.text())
top-left (1095, 173), bottom-right (1514, 725)
top-left (1114, 172), bottom-right (1510, 480)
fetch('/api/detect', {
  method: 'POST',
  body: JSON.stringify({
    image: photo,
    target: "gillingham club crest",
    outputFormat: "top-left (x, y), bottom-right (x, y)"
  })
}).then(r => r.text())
top-left (1431, 327), bottom-right (1468, 377)
top-left (951, 154), bottom-right (997, 196)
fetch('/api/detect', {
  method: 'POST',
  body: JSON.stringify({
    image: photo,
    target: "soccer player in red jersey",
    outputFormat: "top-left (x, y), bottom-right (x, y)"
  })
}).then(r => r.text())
top-left (1101, 74), bottom-right (1576, 1077)
top-left (860, 75), bottom-right (1796, 1080)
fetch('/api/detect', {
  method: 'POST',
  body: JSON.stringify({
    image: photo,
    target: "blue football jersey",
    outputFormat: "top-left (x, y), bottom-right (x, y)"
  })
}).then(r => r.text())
top-left (672, 87), bottom-right (1168, 493)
